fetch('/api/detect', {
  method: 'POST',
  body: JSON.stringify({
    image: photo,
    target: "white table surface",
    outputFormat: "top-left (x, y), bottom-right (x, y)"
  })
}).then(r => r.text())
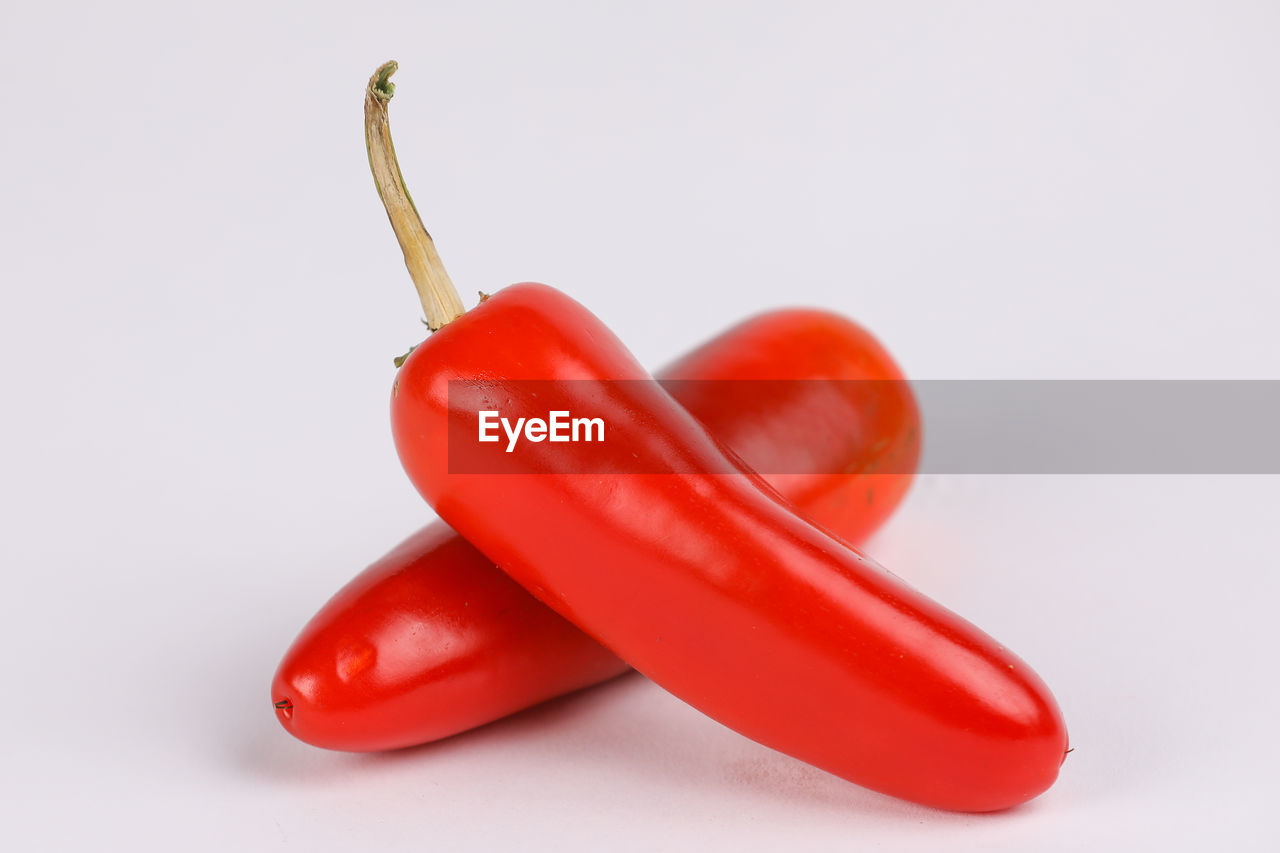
top-left (2, 2), bottom-right (1277, 849)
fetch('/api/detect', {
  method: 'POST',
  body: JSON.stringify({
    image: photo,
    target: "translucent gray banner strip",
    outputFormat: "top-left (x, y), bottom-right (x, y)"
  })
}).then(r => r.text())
top-left (444, 380), bottom-right (1280, 474)
top-left (913, 380), bottom-right (1280, 473)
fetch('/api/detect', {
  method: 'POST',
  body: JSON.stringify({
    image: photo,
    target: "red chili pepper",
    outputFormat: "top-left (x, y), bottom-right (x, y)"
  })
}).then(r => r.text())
top-left (273, 307), bottom-right (919, 751)
top-left (369, 63), bottom-right (1065, 812)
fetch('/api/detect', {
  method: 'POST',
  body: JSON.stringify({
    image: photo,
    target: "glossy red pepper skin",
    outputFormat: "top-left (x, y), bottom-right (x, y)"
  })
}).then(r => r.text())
top-left (391, 283), bottom-right (1067, 812)
top-left (273, 308), bottom-right (919, 752)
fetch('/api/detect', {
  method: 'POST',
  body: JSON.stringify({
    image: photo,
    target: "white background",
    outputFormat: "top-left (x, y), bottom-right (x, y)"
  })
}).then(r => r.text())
top-left (2, 1), bottom-right (1277, 849)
